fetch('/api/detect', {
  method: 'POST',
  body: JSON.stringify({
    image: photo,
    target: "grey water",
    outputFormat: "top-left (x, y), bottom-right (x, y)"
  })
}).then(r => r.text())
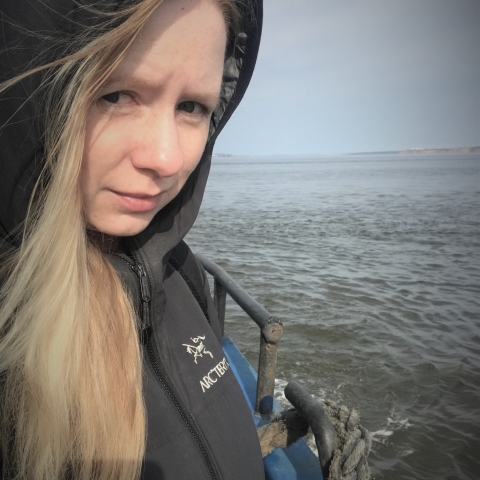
top-left (185, 153), bottom-right (480, 480)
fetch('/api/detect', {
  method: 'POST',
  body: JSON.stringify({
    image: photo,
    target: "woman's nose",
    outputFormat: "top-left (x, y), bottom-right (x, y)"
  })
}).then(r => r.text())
top-left (130, 112), bottom-right (184, 177)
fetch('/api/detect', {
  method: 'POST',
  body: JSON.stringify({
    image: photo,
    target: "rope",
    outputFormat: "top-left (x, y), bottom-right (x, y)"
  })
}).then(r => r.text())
top-left (257, 402), bottom-right (371, 480)
top-left (321, 400), bottom-right (371, 480)
top-left (257, 409), bottom-right (310, 457)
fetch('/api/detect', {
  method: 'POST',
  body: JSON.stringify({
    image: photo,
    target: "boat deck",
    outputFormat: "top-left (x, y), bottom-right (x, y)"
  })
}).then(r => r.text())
top-left (223, 334), bottom-right (324, 480)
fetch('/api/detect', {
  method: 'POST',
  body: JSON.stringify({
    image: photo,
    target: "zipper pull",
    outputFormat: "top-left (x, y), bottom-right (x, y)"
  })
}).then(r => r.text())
top-left (133, 263), bottom-right (150, 303)
top-left (132, 263), bottom-right (152, 344)
top-left (109, 252), bottom-right (152, 343)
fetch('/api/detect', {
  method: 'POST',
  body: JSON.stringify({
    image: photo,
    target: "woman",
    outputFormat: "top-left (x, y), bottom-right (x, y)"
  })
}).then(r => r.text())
top-left (0, 0), bottom-right (264, 479)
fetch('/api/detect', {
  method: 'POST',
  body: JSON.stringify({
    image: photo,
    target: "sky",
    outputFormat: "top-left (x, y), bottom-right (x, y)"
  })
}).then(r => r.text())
top-left (214, 0), bottom-right (480, 155)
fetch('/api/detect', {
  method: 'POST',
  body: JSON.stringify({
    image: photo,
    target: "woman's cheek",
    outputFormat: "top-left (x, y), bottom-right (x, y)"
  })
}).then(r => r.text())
top-left (178, 123), bottom-right (210, 171)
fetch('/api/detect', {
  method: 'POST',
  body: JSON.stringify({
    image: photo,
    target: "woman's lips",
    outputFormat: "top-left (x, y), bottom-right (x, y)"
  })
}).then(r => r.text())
top-left (112, 190), bottom-right (162, 212)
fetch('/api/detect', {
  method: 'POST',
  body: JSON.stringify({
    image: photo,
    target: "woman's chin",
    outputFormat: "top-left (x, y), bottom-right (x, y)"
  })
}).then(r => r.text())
top-left (87, 214), bottom-right (153, 238)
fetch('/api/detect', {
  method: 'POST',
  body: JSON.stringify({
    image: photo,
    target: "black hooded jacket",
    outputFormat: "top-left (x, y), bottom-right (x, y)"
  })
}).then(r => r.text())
top-left (0, 1), bottom-right (265, 478)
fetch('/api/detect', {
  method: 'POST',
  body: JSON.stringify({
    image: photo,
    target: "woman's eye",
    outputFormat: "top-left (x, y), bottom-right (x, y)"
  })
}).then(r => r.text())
top-left (100, 91), bottom-right (129, 104)
top-left (178, 101), bottom-right (205, 114)
top-left (102, 92), bottom-right (120, 103)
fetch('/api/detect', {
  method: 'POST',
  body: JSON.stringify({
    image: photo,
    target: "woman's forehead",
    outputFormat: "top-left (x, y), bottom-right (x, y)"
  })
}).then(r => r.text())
top-left (108, 0), bottom-right (226, 92)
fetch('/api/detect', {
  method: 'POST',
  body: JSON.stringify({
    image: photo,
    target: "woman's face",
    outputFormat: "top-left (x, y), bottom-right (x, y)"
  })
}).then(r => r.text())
top-left (81, 0), bottom-right (227, 236)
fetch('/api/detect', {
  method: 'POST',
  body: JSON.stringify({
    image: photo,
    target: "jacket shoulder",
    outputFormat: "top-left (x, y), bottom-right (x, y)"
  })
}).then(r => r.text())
top-left (169, 241), bottom-right (222, 343)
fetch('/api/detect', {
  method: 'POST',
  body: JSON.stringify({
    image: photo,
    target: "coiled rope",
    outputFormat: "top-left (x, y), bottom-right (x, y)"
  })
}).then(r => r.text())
top-left (257, 400), bottom-right (371, 480)
top-left (321, 400), bottom-right (371, 480)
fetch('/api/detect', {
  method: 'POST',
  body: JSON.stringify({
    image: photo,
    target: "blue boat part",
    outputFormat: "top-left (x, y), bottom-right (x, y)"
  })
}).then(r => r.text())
top-left (222, 334), bottom-right (324, 479)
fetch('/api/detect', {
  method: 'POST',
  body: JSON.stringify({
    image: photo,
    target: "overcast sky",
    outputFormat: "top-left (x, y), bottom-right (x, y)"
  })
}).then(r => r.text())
top-left (214, 0), bottom-right (480, 155)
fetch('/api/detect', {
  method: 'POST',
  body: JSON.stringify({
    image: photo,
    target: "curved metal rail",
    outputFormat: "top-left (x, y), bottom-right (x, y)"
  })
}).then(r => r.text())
top-left (285, 381), bottom-right (337, 476)
top-left (197, 254), bottom-right (283, 415)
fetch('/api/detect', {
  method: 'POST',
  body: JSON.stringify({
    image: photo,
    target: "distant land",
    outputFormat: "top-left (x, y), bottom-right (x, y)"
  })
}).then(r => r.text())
top-left (349, 146), bottom-right (480, 155)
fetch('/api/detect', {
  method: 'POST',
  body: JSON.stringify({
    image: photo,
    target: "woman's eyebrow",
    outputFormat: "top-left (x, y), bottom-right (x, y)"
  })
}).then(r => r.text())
top-left (102, 74), bottom-right (163, 91)
top-left (191, 92), bottom-right (221, 108)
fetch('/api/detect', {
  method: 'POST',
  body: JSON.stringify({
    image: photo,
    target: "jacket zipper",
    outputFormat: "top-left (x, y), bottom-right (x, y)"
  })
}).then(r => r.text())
top-left (112, 250), bottom-right (220, 480)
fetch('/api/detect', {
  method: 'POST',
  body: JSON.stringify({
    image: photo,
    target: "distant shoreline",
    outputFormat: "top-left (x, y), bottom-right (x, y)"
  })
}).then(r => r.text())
top-left (348, 146), bottom-right (480, 155)
top-left (213, 148), bottom-right (480, 157)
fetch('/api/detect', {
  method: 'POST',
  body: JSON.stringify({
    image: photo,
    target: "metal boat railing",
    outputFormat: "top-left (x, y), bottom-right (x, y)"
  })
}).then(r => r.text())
top-left (197, 255), bottom-right (340, 476)
top-left (196, 254), bottom-right (283, 415)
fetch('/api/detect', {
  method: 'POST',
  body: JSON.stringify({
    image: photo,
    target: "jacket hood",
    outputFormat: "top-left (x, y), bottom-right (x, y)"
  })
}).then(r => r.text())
top-left (0, 0), bottom-right (262, 258)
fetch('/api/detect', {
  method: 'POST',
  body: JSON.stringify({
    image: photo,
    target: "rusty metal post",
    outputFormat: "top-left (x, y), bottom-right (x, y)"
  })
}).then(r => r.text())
top-left (255, 317), bottom-right (283, 415)
top-left (214, 278), bottom-right (226, 333)
top-left (196, 254), bottom-right (283, 415)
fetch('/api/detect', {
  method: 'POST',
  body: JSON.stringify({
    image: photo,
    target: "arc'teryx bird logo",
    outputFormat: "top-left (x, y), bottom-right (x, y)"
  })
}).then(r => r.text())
top-left (182, 335), bottom-right (213, 364)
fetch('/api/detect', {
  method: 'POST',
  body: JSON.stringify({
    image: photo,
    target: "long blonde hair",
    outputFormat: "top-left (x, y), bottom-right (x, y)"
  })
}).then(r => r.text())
top-left (0, 1), bottom-right (240, 479)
